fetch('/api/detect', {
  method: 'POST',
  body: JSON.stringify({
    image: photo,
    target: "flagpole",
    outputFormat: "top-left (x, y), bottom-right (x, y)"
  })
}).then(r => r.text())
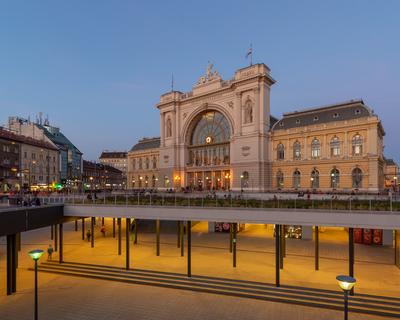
top-left (250, 43), bottom-right (253, 66)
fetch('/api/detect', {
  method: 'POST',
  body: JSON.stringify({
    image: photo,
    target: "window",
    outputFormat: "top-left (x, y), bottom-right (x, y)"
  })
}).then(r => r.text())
top-left (352, 168), bottom-right (363, 188)
top-left (32, 153), bottom-right (36, 159)
top-left (355, 109), bottom-right (361, 115)
top-left (352, 134), bottom-right (363, 156)
top-left (276, 170), bottom-right (284, 188)
top-left (24, 152), bottom-right (27, 159)
top-left (279, 121), bottom-right (284, 127)
top-left (330, 136), bottom-right (340, 157)
top-left (152, 175), bottom-right (156, 187)
top-left (333, 113), bottom-right (339, 118)
top-left (132, 159), bottom-right (136, 170)
top-left (152, 156), bottom-right (157, 169)
top-left (313, 116), bottom-right (319, 121)
top-left (330, 168), bottom-right (340, 189)
top-left (311, 138), bottom-right (320, 159)
top-left (139, 158), bottom-right (142, 170)
top-left (310, 169), bottom-right (319, 188)
top-left (296, 119), bottom-right (300, 124)
top-left (188, 111), bottom-right (231, 167)
top-left (277, 143), bottom-right (285, 160)
top-left (293, 170), bottom-right (301, 189)
top-left (145, 157), bottom-right (150, 169)
top-left (241, 171), bottom-right (249, 188)
top-left (293, 141), bottom-right (301, 160)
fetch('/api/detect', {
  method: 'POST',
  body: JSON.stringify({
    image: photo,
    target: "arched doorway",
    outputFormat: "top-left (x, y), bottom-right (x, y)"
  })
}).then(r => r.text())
top-left (186, 110), bottom-right (231, 191)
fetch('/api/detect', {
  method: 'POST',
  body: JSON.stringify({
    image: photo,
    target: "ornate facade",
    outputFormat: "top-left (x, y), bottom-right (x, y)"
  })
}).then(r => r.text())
top-left (127, 63), bottom-right (390, 193)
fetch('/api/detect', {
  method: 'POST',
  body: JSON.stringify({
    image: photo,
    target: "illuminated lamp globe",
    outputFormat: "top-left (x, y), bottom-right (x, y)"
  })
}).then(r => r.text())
top-left (28, 249), bottom-right (44, 261)
top-left (336, 275), bottom-right (356, 291)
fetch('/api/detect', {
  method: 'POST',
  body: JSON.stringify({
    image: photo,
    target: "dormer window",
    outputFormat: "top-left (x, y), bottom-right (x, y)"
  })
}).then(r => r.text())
top-left (355, 109), bottom-right (361, 115)
top-left (279, 121), bottom-right (284, 127)
top-left (313, 116), bottom-right (319, 121)
top-left (333, 113), bottom-right (339, 118)
top-left (296, 119), bottom-right (301, 124)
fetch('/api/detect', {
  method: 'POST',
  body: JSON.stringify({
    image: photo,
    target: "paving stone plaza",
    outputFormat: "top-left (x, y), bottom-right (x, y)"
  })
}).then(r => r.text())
top-left (1, 219), bottom-right (399, 320)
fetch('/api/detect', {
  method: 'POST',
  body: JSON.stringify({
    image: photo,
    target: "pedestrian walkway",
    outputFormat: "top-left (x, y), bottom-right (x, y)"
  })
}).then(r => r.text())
top-left (0, 219), bottom-right (399, 320)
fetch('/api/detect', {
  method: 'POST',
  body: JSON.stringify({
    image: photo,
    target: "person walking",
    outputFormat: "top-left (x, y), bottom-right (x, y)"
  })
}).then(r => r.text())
top-left (86, 229), bottom-right (91, 242)
top-left (100, 225), bottom-right (106, 237)
top-left (47, 244), bottom-right (54, 260)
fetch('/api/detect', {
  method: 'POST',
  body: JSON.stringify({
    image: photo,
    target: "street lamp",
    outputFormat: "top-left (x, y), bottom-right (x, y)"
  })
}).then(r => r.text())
top-left (336, 275), bottom-right (356, 320)
top-left (29, 249), bottom-right (44, 320)
top-left (240, 174), bottom-right (244, 192)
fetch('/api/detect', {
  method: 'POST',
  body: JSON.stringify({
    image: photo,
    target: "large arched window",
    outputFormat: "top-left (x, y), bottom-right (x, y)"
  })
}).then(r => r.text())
top-left (352, 134), bottom-right (363, 156)
top-left (310, 169), bottom-right (319, 188)
top-left (293, 141), bottom-right (301, 160)
top-left (132, 159), bottom-right (136, 170)
top-left (293, 170), bottom-right (301, 189)
top-left (241, 171), bottom-right (249, 188)
top-left (330, 168), bottom-right (340, 189)
top-left (139, 158), bottom-right (143, 170)
top-left (276, 170), bottom-right (284, 188)
top-left (352, 168), bottom-right (363, 188)
top-left (145, 157), bottom-right (150, 169)
top-left (188, 111), bottom-right (231, 167)
top-left (277, 143), bottom-right (285, 160)
top-left (311, 138), bottom-right (320, 159)
top-left (330, 136), bottom-right (340, 157)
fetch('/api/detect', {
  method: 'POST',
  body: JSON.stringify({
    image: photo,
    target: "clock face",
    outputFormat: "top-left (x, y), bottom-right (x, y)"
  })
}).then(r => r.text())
top-left (205, 136), bottom-right (212, 144)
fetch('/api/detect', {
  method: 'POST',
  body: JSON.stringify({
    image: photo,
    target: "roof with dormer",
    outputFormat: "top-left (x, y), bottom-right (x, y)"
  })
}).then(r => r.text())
top-left (130, 137), bottom-right (160, 152)
top-left (271, 99), bottom-right (375, 131)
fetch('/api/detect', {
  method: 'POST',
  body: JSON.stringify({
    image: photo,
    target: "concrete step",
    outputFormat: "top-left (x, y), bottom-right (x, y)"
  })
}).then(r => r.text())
top-left (35, 261), bottom-right (400, 318)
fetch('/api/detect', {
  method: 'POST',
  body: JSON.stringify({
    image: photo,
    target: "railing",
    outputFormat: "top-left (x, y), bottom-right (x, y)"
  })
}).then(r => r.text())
top-left (38, 192), bottom-right (400, 212)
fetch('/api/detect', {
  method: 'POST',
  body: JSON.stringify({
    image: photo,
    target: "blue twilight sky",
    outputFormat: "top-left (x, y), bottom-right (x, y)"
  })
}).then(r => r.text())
top-left (0, 1), bottom-right (399, 161)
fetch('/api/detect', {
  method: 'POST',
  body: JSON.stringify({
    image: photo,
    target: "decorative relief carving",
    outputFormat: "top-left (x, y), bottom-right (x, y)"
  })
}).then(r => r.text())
top-left (227, 101), bottom-right (234, 109)
top-left (183, 113), bottom-right (187, 119)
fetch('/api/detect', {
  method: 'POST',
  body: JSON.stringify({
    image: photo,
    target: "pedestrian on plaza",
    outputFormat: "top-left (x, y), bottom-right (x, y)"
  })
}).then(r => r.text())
top-left (100, 225), bottom-right (106, 237)
top-left (86, 229), bottom-right (91, 242)
top-left (47, 244), bottom-right (54, 260)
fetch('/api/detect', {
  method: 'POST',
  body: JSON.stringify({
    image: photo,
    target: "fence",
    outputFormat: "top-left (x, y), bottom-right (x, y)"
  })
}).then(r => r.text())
top-left (38, 193), bottom-right (400, 212)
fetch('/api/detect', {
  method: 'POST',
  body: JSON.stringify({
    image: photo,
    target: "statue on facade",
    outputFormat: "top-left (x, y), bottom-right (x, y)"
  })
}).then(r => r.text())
top-left (244, 99), bottom-right (253, 124)
top-left (166, 117), bottom-right (172, 137)
top-left (197, 62), bottom-right (221, 85)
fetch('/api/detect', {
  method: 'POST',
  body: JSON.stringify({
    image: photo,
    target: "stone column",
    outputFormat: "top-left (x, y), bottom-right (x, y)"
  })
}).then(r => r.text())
top-left (254, 86), bottom-right (260, 132)
top-left (160, 112), bottom-right (165, 147)
top-left (304, 136), bottom-right (308, 160)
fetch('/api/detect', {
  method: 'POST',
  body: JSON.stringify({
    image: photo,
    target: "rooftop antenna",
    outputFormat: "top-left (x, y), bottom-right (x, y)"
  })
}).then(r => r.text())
top-left (171, 73), bottom-right (174, 92)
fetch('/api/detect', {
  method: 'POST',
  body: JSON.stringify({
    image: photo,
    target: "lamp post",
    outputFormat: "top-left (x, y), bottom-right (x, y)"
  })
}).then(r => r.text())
top-left (29, 249), bottom-right (44, 320)
top-left (240, 174), bottom-right (244, 193)
top-left (336, 275), bottom-right (356, 320)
